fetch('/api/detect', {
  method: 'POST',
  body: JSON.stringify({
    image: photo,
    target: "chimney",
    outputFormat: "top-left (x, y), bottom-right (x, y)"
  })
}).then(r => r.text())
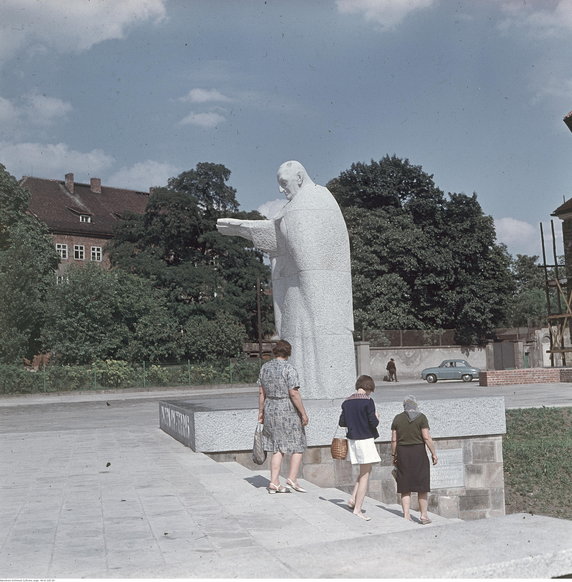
top-left (90, 177), bottom-right (102, 193)
top-left (65, 172), bottom-right (74, 193)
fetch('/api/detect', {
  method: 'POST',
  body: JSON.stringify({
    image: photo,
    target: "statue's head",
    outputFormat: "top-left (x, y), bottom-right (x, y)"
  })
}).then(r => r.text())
top-left (277, 160), bottom-right (310, 200)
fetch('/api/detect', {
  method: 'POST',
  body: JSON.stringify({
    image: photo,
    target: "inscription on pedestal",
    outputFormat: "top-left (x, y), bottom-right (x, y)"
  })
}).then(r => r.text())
top-left (159, 402), bottom-right (194, 448)
top-left (430, 448), bottom-right (464, 489)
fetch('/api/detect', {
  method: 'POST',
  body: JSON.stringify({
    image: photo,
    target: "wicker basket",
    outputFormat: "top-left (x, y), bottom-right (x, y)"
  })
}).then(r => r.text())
top-left (330, 437), bottom-right (348, 460)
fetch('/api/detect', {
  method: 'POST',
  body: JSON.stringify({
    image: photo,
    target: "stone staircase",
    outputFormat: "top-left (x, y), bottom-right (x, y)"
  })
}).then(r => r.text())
top-left (221, 460), bottom-right (455, 537)
top-left (184, 456), bottom-right (572, 578)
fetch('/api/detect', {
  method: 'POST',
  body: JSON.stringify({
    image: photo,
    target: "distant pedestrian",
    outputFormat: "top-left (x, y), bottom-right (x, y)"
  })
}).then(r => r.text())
top-left (258, 340), bottom-right (309, 494)
top-left (338, 375), bottom-right (381, 521)
top-left (391, 396), bottom-right (438, 524)
top-left (386, 358), bottom-right (398, 382)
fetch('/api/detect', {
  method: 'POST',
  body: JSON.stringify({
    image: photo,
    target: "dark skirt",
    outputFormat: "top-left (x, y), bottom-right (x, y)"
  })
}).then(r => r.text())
top-left (395, 443), bottom-right (430, 493)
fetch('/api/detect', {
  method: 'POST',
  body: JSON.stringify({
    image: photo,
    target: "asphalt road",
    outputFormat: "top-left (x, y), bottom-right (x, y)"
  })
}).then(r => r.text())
top-left (0, 379), bottom-right (570, 437)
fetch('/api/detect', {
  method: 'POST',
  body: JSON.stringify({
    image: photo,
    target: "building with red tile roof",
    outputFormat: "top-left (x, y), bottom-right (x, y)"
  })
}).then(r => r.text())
top-left (23, 173), bottom-right (149, 279)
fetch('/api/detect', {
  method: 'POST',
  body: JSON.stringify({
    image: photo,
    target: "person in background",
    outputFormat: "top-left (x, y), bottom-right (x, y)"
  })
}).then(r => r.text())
top-left (339, 375), bottom-right (380, 521)
top-left (391, 395), bottom-right (438, 524)
top-left (258, 340), bottom-right (309, 493)
top-left (386, 358), bottom-right (398, 382)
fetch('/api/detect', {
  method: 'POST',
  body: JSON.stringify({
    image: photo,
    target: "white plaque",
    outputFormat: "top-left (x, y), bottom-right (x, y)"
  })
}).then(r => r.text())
top-left (430, 448), bottom-right (464, 489)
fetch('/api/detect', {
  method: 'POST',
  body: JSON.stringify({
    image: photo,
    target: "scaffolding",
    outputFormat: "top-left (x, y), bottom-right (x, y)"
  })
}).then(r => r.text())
top-left (540, 220), bottom-right (571, 366)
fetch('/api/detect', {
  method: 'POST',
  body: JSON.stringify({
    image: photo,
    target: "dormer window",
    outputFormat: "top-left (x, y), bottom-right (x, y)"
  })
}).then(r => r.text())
top-left (80, 214), bottom-right (92, 223)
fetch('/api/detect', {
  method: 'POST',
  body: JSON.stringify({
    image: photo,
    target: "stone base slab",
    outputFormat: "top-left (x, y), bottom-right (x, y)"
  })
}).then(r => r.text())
top-left (159, 396), bottom-right (506, 452)
top-left (159, 396), bottom-right (507, 520)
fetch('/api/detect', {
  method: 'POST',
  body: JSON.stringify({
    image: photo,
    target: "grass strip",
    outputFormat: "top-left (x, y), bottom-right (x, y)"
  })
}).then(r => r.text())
top-left (504, 407), bottom-right (572, 520)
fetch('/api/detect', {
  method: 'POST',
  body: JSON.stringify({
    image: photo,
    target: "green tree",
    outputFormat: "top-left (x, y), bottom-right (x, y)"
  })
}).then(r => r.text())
top-left (108, 163), bottom-right (273, 339)
top-left (504, 254), bottom-right (552, 327)
top-left (328, 155), bottom-right (515, 345)
top-left (0, 165), bottom-right (59, 362)
top-left (180, 312), bottom-right (246, 362)
top-left (41, 264), bottom-right (181, 364)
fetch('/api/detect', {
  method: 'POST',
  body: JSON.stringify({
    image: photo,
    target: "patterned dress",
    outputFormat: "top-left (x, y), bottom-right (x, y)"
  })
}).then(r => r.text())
top-left (258, 359), bottom-right (307, 453)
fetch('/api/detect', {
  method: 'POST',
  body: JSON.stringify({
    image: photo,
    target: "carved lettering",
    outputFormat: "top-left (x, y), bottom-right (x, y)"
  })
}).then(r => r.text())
top-left (160, 404), bottom-right (190, 438)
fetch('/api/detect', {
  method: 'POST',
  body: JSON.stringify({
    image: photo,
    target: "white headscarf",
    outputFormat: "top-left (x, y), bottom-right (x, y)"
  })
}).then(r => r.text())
top-left (403, 395), bottom-right (421, 422)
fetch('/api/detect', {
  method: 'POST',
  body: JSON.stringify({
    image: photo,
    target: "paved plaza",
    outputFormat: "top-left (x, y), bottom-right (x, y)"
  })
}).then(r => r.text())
top-left (0, 380), bottom-right (571, 578)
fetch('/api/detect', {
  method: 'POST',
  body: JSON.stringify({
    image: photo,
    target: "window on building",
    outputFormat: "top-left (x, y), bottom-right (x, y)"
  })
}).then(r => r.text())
top-left (80, 214), bottom-right (92, 223)
top-left (56, 274), bottom-right (69, 284)
top-left (55, 243), bottom-right (68, 259)
top-left (74, 245), bottom-right (85, 260)
top-left (91, 246), bottom-right (102, 262)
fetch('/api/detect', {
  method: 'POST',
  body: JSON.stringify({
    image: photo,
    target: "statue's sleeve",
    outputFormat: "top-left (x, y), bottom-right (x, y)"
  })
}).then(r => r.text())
top-left (248, 220), bottom-right (278, 254)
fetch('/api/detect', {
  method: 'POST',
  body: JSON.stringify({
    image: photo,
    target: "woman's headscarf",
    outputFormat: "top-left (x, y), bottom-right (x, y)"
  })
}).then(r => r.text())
top-left (403, 395), bottom-right (421, 422)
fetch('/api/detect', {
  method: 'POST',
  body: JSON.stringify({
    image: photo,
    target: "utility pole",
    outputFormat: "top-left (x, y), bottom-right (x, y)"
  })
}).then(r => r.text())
top-left (256, 276), bottom-right (263, 360)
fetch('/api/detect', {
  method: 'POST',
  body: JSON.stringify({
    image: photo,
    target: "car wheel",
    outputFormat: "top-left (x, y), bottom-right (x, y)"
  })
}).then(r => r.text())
top-left (462, 374), bottom-right (472, 382)
top-left (426, 374), bottom-right (437, 383)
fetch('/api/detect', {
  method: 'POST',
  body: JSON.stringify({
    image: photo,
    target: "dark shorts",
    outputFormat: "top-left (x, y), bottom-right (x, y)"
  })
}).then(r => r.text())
top-left (396, 443), bottom-right (430, 493)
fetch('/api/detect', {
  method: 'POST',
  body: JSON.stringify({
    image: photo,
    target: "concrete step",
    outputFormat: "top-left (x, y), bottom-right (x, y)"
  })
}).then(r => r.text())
top-left (181, 457), bottom-right (572, 578)
top-left (218, 461), bottom-right (454, 540)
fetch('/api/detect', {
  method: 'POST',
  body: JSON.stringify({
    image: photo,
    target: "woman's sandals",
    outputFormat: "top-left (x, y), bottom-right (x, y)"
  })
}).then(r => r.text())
top-left (267, 482), bottom-right (290, 494)
top-left (286, 479), bottom-right (306, 493)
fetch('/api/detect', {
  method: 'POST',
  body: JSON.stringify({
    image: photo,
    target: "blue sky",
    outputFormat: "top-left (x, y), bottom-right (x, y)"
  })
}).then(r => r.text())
top-left (1, 0), bottom-right (572, 258)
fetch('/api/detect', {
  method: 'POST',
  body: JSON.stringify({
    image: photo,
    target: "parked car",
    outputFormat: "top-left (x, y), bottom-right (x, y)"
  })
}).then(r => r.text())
top-left (420, 359), bottom-right (480, 383)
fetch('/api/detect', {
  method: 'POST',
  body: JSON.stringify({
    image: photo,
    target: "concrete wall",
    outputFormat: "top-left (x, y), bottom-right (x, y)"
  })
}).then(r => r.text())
top-left (369, 345), bottom-right (487, 380)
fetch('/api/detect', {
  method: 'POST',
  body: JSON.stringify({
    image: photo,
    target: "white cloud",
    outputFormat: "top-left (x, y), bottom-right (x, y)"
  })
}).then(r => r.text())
top-left (498, 0), bottom-right (572, 37)
top-left (258, 198), bottom-right (287, 219)
top-left (495, 217), bottom-right (547, 257)
top-left (0, 93), bottom-right (73, 139)
top-left (23, 93), bottom-right (73, 125)
top-left (180, 111), bottom-right (226, 128)
top-left (0, 142), bottom-right (114, 180)
top-left (0, 0), bottom-right (166, 62)
top-left (107, 160), bottom-right (180, 192)
top-left (0, 97), bottom-right (19, 125)
top-left (180, 88), bottom-right (232, 104)
top-left (336, 0), bottom-right (437, 30)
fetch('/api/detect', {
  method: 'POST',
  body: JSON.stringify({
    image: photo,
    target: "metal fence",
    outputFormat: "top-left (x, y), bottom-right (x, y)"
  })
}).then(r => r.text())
top-left (361, 329), bottom-right (458, 347)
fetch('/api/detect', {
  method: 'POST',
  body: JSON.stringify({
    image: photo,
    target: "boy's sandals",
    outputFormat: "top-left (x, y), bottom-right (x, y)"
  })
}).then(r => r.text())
top-left (267, 482), bottom-right (290, 494)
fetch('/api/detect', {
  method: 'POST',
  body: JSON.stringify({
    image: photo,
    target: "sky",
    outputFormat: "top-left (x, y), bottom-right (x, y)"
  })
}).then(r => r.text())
top-left (1, 0), bottom-right (572, 259)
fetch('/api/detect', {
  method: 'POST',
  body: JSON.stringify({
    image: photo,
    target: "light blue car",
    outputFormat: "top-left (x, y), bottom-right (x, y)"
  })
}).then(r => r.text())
top-left (420, 359), bottom-right (480, 383)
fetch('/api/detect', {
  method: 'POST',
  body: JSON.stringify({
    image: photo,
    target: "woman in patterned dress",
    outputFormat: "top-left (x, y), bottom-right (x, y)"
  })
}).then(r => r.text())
top-left (258, 340), bottom-right (309, 493)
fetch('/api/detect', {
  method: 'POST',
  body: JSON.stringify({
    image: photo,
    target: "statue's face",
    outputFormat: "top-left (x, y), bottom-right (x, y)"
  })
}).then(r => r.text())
top-left (277, 167), bottom-right (302, 200)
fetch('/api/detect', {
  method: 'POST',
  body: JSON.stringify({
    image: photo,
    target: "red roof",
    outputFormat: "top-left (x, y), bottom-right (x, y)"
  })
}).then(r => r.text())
top-left (552, 197), bottom-right (572, 218)
top-left (565, 111), bottom-right (572, 133)
top-left (22, 175), bottom-right (149, 238)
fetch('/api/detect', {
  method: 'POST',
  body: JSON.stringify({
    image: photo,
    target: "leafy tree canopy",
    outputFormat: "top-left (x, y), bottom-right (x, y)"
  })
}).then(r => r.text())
top-left (503, 254), bottom-right (560, 328)
top-left (41, 264), bottom-right (249, 365)
top-left (0, 165), bottom-right (59, 362)
top-left (328, 155), bottom-right (515, 345)
top-left (108, 162), bottom-right (273, 339)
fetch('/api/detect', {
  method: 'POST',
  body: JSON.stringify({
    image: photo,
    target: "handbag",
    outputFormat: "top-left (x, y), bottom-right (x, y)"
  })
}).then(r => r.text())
top-left (330, 426), bottom-right (348, 460)
top-left (252, 423), bottom-right (267, 465)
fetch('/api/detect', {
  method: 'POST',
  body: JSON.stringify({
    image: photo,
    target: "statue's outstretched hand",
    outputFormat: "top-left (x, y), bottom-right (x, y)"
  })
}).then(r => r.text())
top-left (216, 218), bottom-right (253, 240)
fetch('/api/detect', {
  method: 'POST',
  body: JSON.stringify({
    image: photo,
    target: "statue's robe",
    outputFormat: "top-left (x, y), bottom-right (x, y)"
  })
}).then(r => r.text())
top-left (247, 183), bottom-right (355, 400)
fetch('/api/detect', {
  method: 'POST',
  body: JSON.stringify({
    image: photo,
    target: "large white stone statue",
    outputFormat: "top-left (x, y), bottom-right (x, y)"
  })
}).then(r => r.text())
top-left (216, 161), bottom-right (355, 400)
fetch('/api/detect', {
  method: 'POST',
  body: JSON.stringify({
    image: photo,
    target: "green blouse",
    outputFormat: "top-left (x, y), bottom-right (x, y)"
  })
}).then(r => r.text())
top-left (391, 412), bottom-right (429, 445)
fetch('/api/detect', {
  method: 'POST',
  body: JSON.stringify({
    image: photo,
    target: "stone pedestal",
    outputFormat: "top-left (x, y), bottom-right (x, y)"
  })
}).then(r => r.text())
top-left (160, 396), bottom-right (507, 520)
